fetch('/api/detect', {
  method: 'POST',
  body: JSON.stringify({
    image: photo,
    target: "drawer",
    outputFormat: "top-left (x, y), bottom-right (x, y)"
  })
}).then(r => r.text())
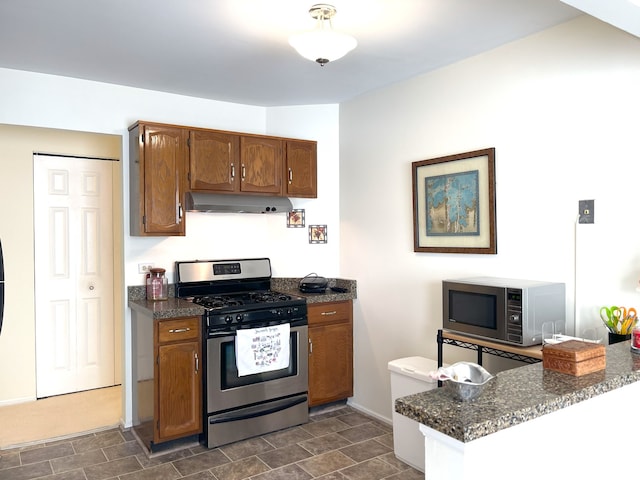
top-left (157, 317), bottom-right (200, 343)
top-left (308, 301), bottom-right (352, 326)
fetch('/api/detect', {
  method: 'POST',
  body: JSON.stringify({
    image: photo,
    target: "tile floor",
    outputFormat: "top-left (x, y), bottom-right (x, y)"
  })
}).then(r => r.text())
top-left (0, 406), bottom-right (423, 480)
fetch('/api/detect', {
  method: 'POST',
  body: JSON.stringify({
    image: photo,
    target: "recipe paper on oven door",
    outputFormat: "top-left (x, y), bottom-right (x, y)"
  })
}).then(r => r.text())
top-left (235, 323), bottom-right (290, 376)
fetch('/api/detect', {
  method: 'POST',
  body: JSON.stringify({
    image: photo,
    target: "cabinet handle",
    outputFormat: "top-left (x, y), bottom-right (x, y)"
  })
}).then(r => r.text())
top-left (288, 167), bottom-right (293, 184)
top-left (168, 327), bottom-right (190, 333)
top-left (321, 311), bottom-right (337, 316)
top-left (195, 353), bottom-right (199, 373)
top-left (308, 338), bottom-right (312, 354)
top-left (241, 164), bottom-right (246, 180)
top-left (230, 163), bottom-right (235, 179)
top-left (176, 170), bottom-right (182, 222)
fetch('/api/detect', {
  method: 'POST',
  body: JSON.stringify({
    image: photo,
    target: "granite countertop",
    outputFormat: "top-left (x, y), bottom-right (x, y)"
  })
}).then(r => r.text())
top-left (271, 277), bottom-right (357, 304)
top-left (395, 341), bottom-right (640, 443)
top-left (128, 278), bottom-right (357, 319)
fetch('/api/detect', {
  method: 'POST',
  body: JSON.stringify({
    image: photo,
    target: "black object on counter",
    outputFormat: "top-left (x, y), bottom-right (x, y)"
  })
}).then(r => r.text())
top-left (299, 273), bottom-right (328, 293)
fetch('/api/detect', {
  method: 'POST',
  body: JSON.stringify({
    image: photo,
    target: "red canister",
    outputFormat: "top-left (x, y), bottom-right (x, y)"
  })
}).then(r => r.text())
top-left (631, 324), bottom-right (640, 353)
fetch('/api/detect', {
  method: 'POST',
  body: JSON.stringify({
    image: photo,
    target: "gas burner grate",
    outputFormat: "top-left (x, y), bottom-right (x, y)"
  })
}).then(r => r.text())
top-left (194, 295), bottom-right (245, 309)
top-left (249, 291), bottom-right (292, 303)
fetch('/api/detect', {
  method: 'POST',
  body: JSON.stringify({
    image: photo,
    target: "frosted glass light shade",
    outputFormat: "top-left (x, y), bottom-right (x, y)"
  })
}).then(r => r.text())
top-left (289, 28), bottom-right (357, 65)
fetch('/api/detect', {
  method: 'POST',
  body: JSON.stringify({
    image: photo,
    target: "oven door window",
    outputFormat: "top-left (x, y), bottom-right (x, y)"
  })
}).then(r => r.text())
top-left (220, 330), bottom-right (299, 389)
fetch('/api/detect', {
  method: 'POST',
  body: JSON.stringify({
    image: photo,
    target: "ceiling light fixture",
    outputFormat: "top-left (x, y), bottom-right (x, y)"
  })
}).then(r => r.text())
top-left (289, 4), bottom-right (357, 66)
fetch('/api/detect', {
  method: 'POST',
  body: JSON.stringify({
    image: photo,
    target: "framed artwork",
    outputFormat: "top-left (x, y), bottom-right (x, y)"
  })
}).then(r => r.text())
top-left (412, 148), bottom-right (496, 254)
top-left (287, 209), bottom-right (305, 228)
top-left (309, 225), bottom-right (327, 244)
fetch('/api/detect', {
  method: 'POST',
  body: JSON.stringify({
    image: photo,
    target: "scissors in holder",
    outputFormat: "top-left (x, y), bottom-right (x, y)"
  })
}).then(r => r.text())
top-left (600, 306), bottom-right (637, 334)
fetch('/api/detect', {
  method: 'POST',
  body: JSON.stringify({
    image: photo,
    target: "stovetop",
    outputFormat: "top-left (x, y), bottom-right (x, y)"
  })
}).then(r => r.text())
top-left (174, 258), bottom-right (307, 331)
top-left (191, 290), bottom-right (303, 311)
top-left (186, 289), bottom-right (306, 329)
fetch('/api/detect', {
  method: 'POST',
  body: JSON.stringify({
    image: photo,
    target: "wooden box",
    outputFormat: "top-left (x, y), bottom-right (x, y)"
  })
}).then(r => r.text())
top-left (542, 340), bottom-right (606, 376)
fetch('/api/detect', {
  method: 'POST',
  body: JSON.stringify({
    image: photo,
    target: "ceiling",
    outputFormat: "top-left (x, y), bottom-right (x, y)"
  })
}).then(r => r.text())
top-left (0, 1), bottom-right (636, 107)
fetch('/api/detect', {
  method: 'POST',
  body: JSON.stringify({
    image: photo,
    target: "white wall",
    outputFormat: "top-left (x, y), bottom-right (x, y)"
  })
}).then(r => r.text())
top-left (0, 69), bottom-right (340, 423)
top-left (340, 15), bottom-right (640, 421)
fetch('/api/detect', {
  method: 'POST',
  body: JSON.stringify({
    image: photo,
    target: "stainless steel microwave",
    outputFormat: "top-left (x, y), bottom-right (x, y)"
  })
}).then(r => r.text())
top-left (442, 277), bottom-right (566, 346)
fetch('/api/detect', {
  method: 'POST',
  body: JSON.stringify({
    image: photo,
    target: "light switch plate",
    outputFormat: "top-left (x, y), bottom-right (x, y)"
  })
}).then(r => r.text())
top-left (578, 200), bottom-right (594, 224)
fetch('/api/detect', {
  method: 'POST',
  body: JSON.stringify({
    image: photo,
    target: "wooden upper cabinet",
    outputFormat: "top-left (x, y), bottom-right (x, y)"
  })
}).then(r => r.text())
top-left (240, 136), bottom-right (283, 195)
top-left (189, 130), bottom-right (240, 192)
top-left (129, 123), bottom-right (187, 236)
top-left (286, 140), bottom-right (317, 198)
top-left (130, 121), bottom-right (318, 236)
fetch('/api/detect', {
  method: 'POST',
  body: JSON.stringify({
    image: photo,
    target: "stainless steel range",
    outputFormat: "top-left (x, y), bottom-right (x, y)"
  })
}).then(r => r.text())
top-left (175, 258), bottom-right (308, 448)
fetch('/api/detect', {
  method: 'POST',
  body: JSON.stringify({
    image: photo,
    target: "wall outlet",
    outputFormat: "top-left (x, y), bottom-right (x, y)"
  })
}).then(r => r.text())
top-left (138, 263), bottom-right (154, 274)
top-left (578, 200), bottom-right (594, 224)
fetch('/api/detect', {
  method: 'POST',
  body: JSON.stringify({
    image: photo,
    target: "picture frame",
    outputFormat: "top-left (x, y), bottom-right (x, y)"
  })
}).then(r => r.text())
top-left (412, 148), bottom-right (496, 254)
top-left (309, 225), bottom-right (327, 244)
top-left (287, 209), bottom-right (305, 228)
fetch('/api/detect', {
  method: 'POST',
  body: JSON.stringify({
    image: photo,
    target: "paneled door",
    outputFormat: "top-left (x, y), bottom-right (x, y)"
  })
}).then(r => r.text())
top-left (34, 154), bottom-right (115, 398)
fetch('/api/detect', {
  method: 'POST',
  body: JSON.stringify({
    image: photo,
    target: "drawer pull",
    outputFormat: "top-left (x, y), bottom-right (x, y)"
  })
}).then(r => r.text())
top-left (168, 327), bottom-right (191, 333)
top-left (321, 311), bottom-right (337, 316)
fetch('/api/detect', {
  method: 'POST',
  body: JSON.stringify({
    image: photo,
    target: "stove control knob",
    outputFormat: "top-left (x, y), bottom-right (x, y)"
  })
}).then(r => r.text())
top-left (224, 315), bottom-right (233, 324)
top-left (236, 314), bottom-right (243, 322)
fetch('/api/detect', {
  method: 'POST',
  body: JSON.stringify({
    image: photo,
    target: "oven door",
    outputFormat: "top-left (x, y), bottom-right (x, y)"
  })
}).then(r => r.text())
top-left (207, 322), bottom-right (308, 413)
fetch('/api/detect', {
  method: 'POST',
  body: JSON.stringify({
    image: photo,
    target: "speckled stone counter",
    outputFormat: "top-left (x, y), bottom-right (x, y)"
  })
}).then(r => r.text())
top-left (271, 277), bottom-right (357, 304)
top-left (127, 278), bottom-right (357, 318)
top-left (395, 341), bottom-right (640, 443)
top-left (128, 285), bottom-right (204, 319)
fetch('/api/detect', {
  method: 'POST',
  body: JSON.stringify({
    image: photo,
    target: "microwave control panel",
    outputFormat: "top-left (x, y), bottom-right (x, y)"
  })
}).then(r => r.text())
top-left (506, 288), bottom-right (523, 343)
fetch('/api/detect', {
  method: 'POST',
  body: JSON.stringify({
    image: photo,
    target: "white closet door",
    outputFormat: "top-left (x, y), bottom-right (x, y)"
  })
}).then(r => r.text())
top-left (34, 155), bottom-right (115, 398)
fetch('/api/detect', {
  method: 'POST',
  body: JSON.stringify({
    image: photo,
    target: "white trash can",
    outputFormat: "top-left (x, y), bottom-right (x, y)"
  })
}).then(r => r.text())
top-left (388, 356), bottom-right (439, 472)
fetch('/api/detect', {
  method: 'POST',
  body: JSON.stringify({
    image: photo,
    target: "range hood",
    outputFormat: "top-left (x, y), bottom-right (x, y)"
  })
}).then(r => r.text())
top-left (185, 192), bottom-right (292, 214)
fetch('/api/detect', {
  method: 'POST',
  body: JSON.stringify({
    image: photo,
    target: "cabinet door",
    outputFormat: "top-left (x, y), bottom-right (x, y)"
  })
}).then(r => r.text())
top-left (240, 136), bottom-right (283, 195)
top-left (189, 130), bottom-right (240, 192)
top-left (142, 125), bottom-right (187, 235)
top-left (308, 301), bottom-right (353, 407)
top-left (155, 340), bottom-right (202, 442)
top-left (286, 140), bottom-right (317, 198)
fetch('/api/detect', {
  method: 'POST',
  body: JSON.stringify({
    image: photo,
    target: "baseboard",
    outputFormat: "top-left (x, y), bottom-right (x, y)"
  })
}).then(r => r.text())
top-left (346, 399), bottom-right (392, 426)
top-left (0, 395), bottom-right (37, 407)
top-left (1, 424), bottom-right (121, 451)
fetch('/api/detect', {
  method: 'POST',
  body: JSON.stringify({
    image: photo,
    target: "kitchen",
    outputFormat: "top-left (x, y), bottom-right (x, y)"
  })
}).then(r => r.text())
top-left (1, 1), bottom-right (640, 477)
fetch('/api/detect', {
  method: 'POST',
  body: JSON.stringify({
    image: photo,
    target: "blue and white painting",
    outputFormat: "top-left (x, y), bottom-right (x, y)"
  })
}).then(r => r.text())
top-left (425, 170), bottom-right (479, 236)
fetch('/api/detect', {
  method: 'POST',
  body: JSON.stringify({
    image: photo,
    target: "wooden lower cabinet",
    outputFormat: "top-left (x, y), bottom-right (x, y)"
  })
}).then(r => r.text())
top-left (308, 300), bottom-right (353, 407)
top-left (154, 316), bottom-right (202, 444)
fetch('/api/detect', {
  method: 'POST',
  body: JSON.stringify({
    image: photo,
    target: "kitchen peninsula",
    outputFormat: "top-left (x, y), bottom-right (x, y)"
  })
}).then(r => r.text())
top-left (396, 341), bottom-right (640, 480)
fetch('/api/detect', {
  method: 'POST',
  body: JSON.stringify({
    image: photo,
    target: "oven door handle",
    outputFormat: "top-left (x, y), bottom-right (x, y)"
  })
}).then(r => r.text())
top-left (207, 330), bottom-right (236, 338)
top-left (208, 322), bottom-right (306, 338)
top-left (209, 395), bottom-right (308, 425)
